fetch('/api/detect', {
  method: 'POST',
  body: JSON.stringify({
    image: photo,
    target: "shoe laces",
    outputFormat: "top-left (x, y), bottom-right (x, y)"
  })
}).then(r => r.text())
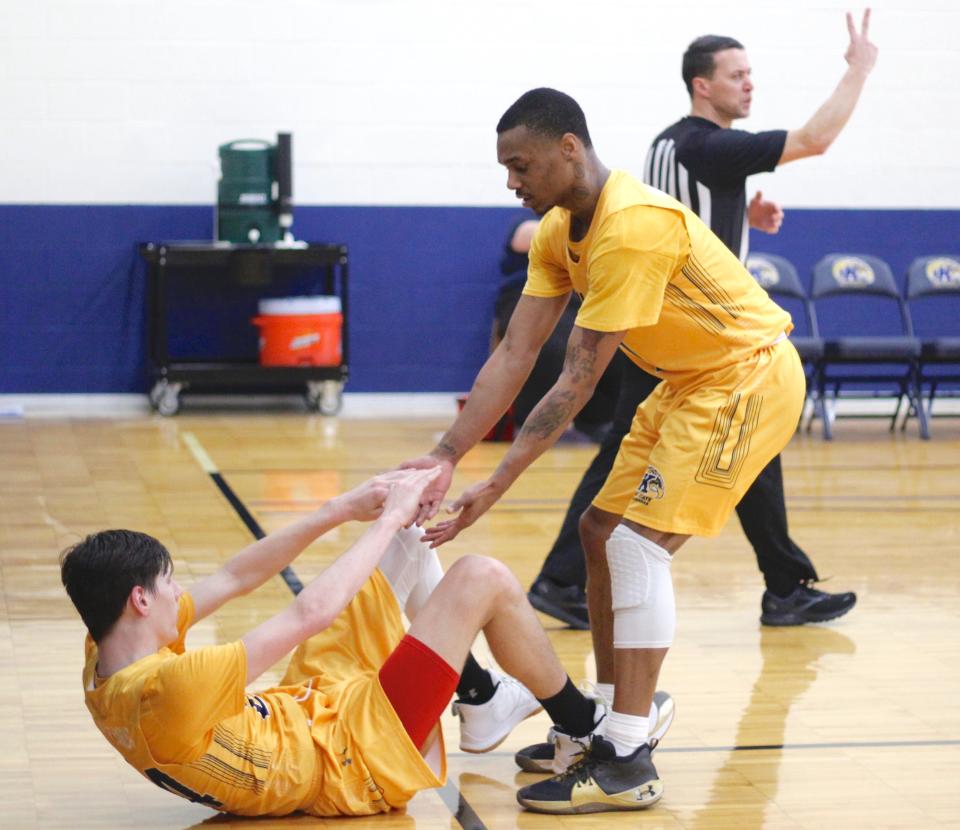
top-left (798, 580), bottom-right (830, 600)
top-left (556, 732), bottom-right (591, 766)
top-left (554, 751), bottom-right (595, 788)
top-left (801, 576), bottom-right (840, 594)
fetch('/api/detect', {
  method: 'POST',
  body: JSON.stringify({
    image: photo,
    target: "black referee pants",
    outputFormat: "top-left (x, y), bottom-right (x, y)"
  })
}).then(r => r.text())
top-left (538, 354), bottom-right (819, 598)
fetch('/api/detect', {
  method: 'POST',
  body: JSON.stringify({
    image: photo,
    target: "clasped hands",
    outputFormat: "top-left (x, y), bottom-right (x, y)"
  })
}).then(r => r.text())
top-left (337, 458), bottom-right (501, 547)
top-left (398, 455), bottom-right (504, 547)
top-left (337, 466), bottom-right (442, 528)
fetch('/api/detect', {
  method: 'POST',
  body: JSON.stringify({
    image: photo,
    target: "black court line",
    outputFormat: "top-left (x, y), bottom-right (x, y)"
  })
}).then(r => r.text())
top-left (221, 461), bottom-right (960, 475)
top-left (248, 494), bottom-right (960, 506)
top-left (459, 737), bottom-right (960, 760)
top-left (489, 505), bottom-right (960, 515)
top-left (209, 472), bottom-right (304, 595)
top-left (662, 738), bottom-right (960, 753)
top-left (203, 466), bottom-right (486, 830)
top-left (436, 781), bottom-right (489, 830)
top-left (248, 493), bottom-right (960, 510)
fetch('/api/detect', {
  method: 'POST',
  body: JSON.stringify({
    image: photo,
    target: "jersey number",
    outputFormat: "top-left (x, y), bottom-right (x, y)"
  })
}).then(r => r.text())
top-left (695, 392), bottom-right (762, 489)
top-left (145, 768), bottom-right (222, 808)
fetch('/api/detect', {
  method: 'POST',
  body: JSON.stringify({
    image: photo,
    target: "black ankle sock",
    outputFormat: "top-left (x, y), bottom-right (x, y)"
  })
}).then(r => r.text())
top-left (538, 677), bottom-right (597, 737)
top-left (456, 654), bottom-right (497, 703)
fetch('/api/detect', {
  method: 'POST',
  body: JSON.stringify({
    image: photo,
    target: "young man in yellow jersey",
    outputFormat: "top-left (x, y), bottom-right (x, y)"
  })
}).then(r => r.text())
top-left (60, 467), bottom-right (610, 818)
top-left (402, 87), bottom-right (806, 813)
top-left (527, 10), bottom-right (877, 633)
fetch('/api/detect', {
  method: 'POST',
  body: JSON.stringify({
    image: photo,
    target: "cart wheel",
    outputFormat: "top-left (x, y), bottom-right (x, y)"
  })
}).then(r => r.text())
top-left (307, 381), bottom-right (343, 416)
top-left (149, 380), bottom-right (166, 409)
top-left (319, 389), bottom-right (343, 416)
top-left (155, 382), bottom-right (182, 417)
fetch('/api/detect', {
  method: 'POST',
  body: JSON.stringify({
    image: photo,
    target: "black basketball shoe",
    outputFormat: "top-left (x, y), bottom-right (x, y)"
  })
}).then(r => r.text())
top-left (760, 582), bottom-right (857, 626)
top-left (515, 690), bottom-right (674, 774)
top-left (528, 576), bottom-right (590, 630)
top-left (516, 736), bottom-right (663, 814)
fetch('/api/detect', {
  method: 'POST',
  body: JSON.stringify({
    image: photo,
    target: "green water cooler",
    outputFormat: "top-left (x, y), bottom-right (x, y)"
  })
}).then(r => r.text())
top-left (217, 133), bottom-right (293, 244)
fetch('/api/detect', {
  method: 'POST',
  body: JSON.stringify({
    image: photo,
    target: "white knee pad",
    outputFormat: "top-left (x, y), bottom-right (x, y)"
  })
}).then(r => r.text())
top-left (378, 526), bottom-right (444, 620)
top-left (605, 524), bottom-right (675, 648)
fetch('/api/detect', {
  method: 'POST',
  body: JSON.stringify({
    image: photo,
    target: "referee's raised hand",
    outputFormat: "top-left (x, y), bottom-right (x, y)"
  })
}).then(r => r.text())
top-left (845, 8), bottom-right (878, 76)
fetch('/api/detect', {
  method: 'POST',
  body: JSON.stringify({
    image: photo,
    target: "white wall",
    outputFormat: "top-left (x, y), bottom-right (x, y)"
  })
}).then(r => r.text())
top-left (2, 0), bottom-right (957, 208)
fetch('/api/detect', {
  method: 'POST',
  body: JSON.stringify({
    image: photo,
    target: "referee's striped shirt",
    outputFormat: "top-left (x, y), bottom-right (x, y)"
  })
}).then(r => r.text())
top-left (643, 116), bottom-right (786, 262)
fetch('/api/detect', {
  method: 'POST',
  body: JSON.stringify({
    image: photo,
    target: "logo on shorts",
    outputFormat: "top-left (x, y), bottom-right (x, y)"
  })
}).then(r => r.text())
top-left (246, 694), bottom-right (270, 719)
top-left (634, 466), bottom-right (665, 505)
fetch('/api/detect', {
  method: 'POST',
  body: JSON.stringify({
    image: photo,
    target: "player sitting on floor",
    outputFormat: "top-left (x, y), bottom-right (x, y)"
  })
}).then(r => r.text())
top-left (60, 468), bottom-right (616, 817)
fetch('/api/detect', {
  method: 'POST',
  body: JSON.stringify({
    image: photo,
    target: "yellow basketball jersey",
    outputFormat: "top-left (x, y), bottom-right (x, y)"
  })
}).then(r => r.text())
top-left (524, 169), bottom-right (792, 378)
top-left (82, 571), bottom-right (443, 818)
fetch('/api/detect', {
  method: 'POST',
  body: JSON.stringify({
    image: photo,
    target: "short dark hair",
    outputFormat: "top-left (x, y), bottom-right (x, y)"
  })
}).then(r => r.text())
top-left (496, 87), bottom-right (592, 148)
top-left (682, 35), bottom-right (745, 96)
top-left (60, 530), bottom-right (173, 643)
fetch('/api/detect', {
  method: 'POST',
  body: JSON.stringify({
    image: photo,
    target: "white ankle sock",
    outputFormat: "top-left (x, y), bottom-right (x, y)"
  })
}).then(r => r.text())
top-left (594, 684), bottom-right (659, 729)
top-left (604, 710), bottom-right (649, 757)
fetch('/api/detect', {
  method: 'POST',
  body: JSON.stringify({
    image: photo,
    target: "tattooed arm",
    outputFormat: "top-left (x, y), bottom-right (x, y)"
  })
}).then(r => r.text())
top-left (400, 292), bottom-right (570, 522)
top-left (422, 324), bottom-right (626, 547)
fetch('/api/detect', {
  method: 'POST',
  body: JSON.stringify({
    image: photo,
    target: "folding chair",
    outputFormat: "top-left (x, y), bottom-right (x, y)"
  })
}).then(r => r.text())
top-left (811, 253), bottom-right (927, 440)
top-left (905, 255), bottom-right (960, 421)
top-left (746, 252), bottom-right (824, 431)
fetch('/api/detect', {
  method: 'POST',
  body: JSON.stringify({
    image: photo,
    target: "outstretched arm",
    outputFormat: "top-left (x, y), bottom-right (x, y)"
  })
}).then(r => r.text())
top-left (189, 471), bottom-right (414, 622)
top-left (422, 324), bottom-right (625, 547)
top-left (401, 292), bottom-right (570, 522)
top-left (779, 9), bottom-right (877, 165)
top-left (240, 467), bottom-right (440, 684)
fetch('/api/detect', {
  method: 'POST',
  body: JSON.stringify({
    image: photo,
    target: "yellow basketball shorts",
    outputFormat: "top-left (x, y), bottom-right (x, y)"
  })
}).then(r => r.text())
top-left (593, 340), bottom-right (805, 537)
top-left (280, 571), bottom-right (445, 816)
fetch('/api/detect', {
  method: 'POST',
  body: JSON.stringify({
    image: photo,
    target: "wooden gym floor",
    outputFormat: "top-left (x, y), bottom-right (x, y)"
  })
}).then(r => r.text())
top-left (2, 407), bottom-right (959, 829)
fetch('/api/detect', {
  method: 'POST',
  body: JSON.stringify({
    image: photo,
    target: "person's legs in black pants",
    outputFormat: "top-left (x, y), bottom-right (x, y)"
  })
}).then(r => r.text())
top-left (735, 454), bottom-right (818, 595)
top-left (529, 356), bottom-right (659, 628)
top-left (740, 455), bottom-right (858, 625)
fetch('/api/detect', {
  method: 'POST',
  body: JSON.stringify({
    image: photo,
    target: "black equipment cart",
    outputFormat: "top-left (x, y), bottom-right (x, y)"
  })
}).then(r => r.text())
top-left (139, 242), bottom-right (349, 416)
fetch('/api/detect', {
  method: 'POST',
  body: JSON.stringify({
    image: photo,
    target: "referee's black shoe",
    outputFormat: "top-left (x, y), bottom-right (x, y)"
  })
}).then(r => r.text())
top-left (528, 577), bottom-right (589, 630)
top-left (760, 582), bottom-right (857, 626)
top-left (517, 736), bottom-right (662, 814)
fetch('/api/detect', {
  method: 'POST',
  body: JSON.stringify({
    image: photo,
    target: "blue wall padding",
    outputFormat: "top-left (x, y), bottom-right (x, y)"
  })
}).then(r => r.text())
top-left (0, 205), bottom-right (956, 392)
